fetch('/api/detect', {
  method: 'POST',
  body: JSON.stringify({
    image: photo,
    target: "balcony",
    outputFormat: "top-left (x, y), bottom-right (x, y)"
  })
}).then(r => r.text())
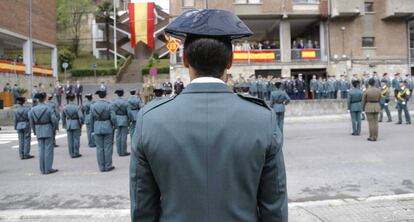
top-left (233, 49), bottom-right (281, 65)
top-left (383, 0), bottom-right (414, 19)
top-left (291, 48), bottom-right (321, 62)
top-left (330, 0), bottom-right (363, 18)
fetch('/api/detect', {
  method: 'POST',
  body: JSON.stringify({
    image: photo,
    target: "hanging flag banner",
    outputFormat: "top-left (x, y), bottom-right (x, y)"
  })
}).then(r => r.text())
top-left (0, 61), bottom-right (25, 74)
top-left (128, 2), bottom-right (155, 49)
top-left (233, 50), bottom-right (277, 62)
top-left (301, 49), bottom-right (317, 60)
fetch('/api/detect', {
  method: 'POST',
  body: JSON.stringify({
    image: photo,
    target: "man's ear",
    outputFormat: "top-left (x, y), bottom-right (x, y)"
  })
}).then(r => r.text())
top-left (226, 53), bottom-right (233, 69)
top-left (183, 51), bottom-right (189, 68)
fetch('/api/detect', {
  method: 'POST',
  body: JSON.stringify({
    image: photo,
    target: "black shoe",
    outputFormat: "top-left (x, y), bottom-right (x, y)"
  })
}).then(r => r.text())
top-left (105, 166), bottom-right (115, 172)
top-left (351, 133), bottom-right (355, 136)
top-left (24, 155), bottom-right (35, 159)
top-left (122, 152), bottom-right (130, 156)
top-left (47, 169), bottom-right (59, 174)
top-left (407, 122), bottom-right (412, 125)
top-left (378, 120), bottom-right (382, 122)
top-left (89, 145), bottom-right (96, 148)
top-left (387, 120), bottom-right (392, 122)
top-left (73, 154), bottom-right (82, 158)
top-left (54, 144), bottom-right (59, 147)
top-left (396, 122), bottom-right (402, 125)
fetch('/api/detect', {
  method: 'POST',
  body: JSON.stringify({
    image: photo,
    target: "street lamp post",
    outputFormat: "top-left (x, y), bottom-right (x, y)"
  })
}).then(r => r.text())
top-left (341, 26), bottom-right (346, 57)
top-left (113, 0), bottom-right (118, 69)
top-left (29, 0), bottom-right (33, 97)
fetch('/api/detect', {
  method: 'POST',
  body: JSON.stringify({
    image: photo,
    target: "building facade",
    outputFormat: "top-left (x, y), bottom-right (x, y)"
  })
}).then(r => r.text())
top-left (169, 0), bottom-right (414, 85)
top-left (0, 0), bottom-right (58, 77)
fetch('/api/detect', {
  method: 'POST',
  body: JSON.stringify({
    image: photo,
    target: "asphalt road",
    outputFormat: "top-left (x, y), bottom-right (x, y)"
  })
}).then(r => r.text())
top-left (0, 118), bottom-right (413, 219)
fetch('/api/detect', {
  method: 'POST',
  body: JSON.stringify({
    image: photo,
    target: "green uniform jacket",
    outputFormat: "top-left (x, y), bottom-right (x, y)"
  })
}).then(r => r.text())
top-left (130, 83), bottom-right (288, 222)
top-left (270, 89), bottom-right (291, 113)
top-left (111, 97), bottom-right (130, 127)
top-left (62, 103), bottom-right (84, 130)
top-left (29, 103), bottom-right (57, 138)
top-left (82, 100), bottom-right (95, 125)
top-left (362, 87), bottom-right (381, 113)
top-left (347, 88), bottom-right (363, 111)
top-left (14, 104), bottom-right (30, 130)
top-left (90, 100), bottom-right (116, 135)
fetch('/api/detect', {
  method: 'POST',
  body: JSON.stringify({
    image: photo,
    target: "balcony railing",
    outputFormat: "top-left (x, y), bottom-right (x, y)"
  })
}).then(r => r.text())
top-left (233, 50), bottom-right (281, 64)
top-left (291, 48), bottom-right (321, 61)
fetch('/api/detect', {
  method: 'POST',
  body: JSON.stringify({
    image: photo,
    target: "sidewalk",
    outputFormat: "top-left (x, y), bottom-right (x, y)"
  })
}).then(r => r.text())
top-left (1, 194), bottom-right (413, 222)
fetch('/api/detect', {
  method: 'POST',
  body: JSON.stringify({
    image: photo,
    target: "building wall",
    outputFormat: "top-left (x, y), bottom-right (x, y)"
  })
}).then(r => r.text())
top-left (0, 0), bottom-right (56, 45)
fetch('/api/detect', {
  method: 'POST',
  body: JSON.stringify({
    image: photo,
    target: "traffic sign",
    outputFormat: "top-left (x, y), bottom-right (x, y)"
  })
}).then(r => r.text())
top-left (149, 68), bottom-right (157, 76)
top-left (92, 63), bottom-right (97, 69)
top-left (62, 62), bottom-right (68, 69)
top-left (167, 39), bottom-right (180, 54)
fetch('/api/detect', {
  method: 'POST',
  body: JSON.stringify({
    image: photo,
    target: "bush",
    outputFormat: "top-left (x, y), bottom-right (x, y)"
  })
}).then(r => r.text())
top-left (70, 68), bottom-right (117, 77)
top-left (58, 48), bottom-right (76, 71)
top-left (142, 67), bottom-right (170, 75)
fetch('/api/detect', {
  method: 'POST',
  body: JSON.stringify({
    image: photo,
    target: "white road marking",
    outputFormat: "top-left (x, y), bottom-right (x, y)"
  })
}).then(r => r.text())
top-left (0, 193), bottom-right (413, 219)
top-left (11, 134), bottom-right (67, 149)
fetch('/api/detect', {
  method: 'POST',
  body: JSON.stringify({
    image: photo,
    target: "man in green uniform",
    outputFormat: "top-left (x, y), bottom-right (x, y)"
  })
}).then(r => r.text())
top-left (47, 94), bottom-right (60, 147)
top-left (130, 9), bottom-right (287, 222)
top-left (111, 89), bottom-right (130, 156)
top-left (127, 89), bottom-right (143, 139)
top-left (62, 93), bottom-right (84, 158)
top-left (396, 80), bottom-right (412, 124)
top-left (362, 79), bottom-right (381, 141)
top-left (83, 93), bottom-right (96, 147)
top-left (13, 97), bottom-right (34, 160)
top-left (29, 92), bottom-right (58, 174)
top-left (91, 90), bottom-right (116, 172)
top-left (270, 82), bottom-right (291, 133)
top-left (347, 80), bottom-right (363, 136)
top-left (379, 79), bottom-right (392, 122)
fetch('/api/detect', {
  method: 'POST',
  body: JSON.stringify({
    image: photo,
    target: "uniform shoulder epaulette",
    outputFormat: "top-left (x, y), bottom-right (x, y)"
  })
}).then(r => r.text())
top-left (237, 93), bottom-right (270, 110)
top-left (143, 96), bottom-right (176, 115)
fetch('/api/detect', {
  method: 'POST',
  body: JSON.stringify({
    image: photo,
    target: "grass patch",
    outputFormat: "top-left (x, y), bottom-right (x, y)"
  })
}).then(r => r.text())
top-left (72, 52), bottom-right (117, 70)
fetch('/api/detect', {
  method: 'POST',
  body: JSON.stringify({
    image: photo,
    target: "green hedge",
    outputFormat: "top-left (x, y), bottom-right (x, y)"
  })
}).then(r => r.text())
top-left (70, 68), bottom-right (117, 77)
top-left (142, 67), bottom-right (170, 75)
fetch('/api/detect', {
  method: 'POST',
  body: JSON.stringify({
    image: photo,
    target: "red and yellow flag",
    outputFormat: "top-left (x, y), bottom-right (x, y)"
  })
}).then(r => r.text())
top-left (128, 2), bottom-right (155, 49)
top-left (301, 49), bottom-right (317, 60)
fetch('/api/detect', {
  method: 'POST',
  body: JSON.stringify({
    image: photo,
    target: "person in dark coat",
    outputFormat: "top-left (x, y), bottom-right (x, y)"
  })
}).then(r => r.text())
top-left (130, 9), bottom-right (287, 222)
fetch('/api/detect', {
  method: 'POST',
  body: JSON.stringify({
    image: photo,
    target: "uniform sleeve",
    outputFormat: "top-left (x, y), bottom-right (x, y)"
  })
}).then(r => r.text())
top-left (13, 111), bottom-right (18, 130)
top-left (347, 92), bottom-right (351, 111)
top-left (78, 108), bottom-right (84, 125)
top-left (130, 110), bottom-right (161, 222)
top-left (61, 109), bottom-right (67, 129)
top-left (257, 111), bottom-right (288, 222)
top-left (90, 106), bottom-right (95, 133)
top-left (361, 92), bottom-right (367, 111)
top-left (28, 110), bottom-right (36, 135)
top-left (284, 92), bottom-right (291, 105)
top-left (50, 108), bottom-right (58, 129)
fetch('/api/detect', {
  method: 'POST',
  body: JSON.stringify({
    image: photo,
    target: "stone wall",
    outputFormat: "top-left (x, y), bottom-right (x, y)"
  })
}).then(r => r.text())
top-left (0, 72), bottom-right (57, 97)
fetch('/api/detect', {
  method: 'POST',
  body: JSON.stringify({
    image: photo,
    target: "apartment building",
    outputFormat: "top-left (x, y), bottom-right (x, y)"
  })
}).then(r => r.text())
top-left (169, 0), bottom-right (414, 85)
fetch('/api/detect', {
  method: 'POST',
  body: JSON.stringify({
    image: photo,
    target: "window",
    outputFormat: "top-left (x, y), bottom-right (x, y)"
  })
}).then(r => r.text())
top-left (234, 0), bottom-right (262, 4)
top-left (364, 2), bottom-right (374, 12)
top-left (183, 0), bottom-right (194, 7)
top-left (362, 37), bottom-right (375, 47)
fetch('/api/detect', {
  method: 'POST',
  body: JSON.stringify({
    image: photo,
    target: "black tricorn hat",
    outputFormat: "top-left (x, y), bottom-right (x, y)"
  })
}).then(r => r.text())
top-left (165, 9), bottom-right (253, 41)
top-left (16, 96), bottom-right (26, 103)
top-left (95, 90), bottom-right (107, 97)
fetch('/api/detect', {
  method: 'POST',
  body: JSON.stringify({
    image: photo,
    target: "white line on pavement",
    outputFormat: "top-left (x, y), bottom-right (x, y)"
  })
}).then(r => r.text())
top-left (0, 193), bottom-right (413, 219)
top-left (11, 134), bottom-right (67, 149)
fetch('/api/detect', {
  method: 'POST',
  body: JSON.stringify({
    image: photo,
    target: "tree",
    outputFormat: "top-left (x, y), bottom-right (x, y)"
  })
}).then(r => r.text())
top-left (57, 0), bottom-right (92, 56)
top-left (96, 1), bottom-right (114, 60)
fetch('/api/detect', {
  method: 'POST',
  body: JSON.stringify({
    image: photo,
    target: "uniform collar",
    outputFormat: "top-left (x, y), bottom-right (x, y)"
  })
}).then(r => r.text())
top-left (181, 82), bottom-right (232, 94)
top-left (191, 77), bottom-right (225, 84)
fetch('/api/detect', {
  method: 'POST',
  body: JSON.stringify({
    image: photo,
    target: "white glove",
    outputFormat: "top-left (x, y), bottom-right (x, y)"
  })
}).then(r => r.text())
top-left (384, 103), bottom-right (388, 106)
top-left (347, 110), bottom-right (350, 113)
top-left (402, 102), bottom-right (406, 105)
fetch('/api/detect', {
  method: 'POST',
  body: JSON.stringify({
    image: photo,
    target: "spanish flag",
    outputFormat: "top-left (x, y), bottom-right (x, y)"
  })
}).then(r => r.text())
top-left (128, 2), bottom-right (155, 49)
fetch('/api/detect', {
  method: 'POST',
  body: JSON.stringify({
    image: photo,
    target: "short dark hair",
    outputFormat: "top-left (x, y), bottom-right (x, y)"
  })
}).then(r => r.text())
top-left (275, 82), bottom-right (282, 89)
top-left (352, 80), bottom-right (360, 88)
top-left (184, 37), bottom-right (233, 78)
top-left (368, 78), bottom-right (376, 86)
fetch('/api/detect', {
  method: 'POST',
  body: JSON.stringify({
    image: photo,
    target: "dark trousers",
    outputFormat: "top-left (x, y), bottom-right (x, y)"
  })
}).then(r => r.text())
top-left (341, 91), bottom-right (348, 99)
top-left (379, 104), bottom-right (392, 122)
top-left (76, 94), bottom-right (82, 105)
top-left (95, 133), bottom-right (114, 172)
top-left (296, 91), bottom-right (305, 100)
top-left (397, 104), bottom-right (411, 124)
top-left (56, 95), bottom-right (62, 107)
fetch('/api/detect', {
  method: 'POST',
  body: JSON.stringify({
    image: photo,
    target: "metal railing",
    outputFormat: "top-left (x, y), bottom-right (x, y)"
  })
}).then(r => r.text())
top-left (291, 48), bottom-right (321, 61)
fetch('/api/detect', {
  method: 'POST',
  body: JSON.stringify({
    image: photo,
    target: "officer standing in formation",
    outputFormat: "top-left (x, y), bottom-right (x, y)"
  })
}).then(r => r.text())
top-left (29, 92), bottom-right (58, 174)
top-left (396, 80), bottom-right (412, 124)
top-left (127, 89), bottom-right (143, 139)
top-left (91, 90), bottom-right (116, 172)
top-left (362, 79), bottom-right (381, 141)
top-left (62, 93), bottom-right (84, 158)
top-left (83, 93), bottom-right (96, 148)
top-left (13, 97), bottom-right (34, 160)
top-left (379, 79), bottom-right (392, 122)
top-left (130, 9), bottom-right (287, 222)
top-left (270, 81), bottom-right (291, 133)
top-left (111, 89), bottom-right (130, 156)
top-left (347, 80), bottom-right (363, 136)
top-left (47, 93), bottom-right (60, 147)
